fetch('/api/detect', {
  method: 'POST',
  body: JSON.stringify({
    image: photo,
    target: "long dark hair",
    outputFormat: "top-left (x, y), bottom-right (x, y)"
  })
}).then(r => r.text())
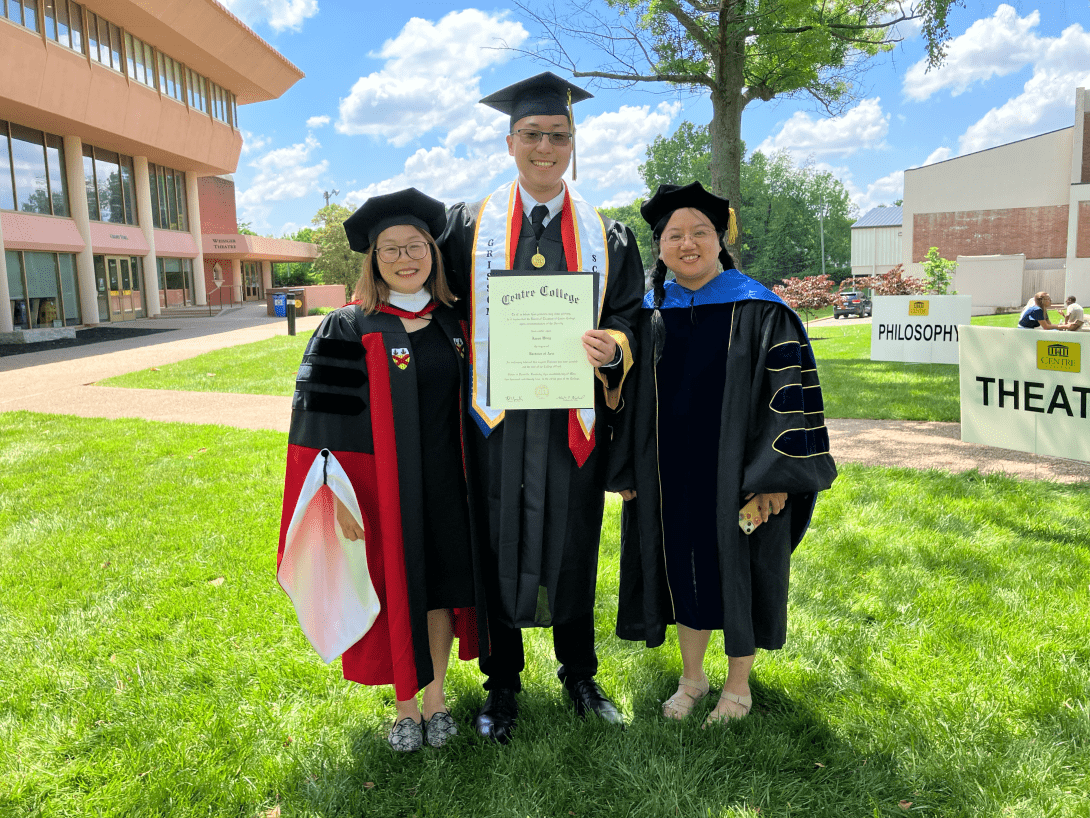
top-left (649, 209), bottom-right (737, 363)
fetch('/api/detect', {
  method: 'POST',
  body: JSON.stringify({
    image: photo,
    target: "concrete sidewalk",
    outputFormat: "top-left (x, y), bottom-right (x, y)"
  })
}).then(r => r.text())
top-left (1, 303), bottom-right (1086, 482)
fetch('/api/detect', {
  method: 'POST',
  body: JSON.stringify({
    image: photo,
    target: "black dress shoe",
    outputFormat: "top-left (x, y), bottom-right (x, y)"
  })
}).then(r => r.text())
top-left (564, 678), bottom-right (624, 725)
top-left (474, 688), bottom-right (518, 744)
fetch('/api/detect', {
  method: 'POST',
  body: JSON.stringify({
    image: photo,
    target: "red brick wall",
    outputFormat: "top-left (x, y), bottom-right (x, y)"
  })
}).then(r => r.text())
top-left (197, 177), bottom-right (239, 234)
top-left (912, 205), bottom-right (1069, 261)
top-left (1078, 201), bottom-right (1090, 258)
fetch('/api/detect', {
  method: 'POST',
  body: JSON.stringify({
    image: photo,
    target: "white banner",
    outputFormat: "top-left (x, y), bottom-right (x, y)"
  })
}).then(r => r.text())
top-left (871, 295), bottom-right (972, 364)
top-left (959, 326), bottom-right (1090, 462)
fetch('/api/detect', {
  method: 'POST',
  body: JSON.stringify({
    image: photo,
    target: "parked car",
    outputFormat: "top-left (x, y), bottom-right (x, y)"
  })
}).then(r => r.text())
top-left (834, 291), bottom-right (872, 318)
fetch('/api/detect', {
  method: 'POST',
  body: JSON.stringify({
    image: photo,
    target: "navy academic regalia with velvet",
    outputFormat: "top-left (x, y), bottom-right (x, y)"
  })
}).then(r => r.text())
top-left (614, 271), bottom-right (837, 656)
top-left (276, 303), bottom-right (487, 700)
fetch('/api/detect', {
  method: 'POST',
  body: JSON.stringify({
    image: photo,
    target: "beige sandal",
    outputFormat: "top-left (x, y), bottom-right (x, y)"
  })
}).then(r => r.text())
top-left (702, 690), bottom-right (752, 727)
top-left (662, 675), bottom-right (711, 720)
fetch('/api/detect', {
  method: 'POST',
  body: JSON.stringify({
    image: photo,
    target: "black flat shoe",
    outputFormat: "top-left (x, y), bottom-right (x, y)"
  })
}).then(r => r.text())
top-left (474, 688), bottom-right (518, 744)
top-left (565, 678), bottom-right (624, 725)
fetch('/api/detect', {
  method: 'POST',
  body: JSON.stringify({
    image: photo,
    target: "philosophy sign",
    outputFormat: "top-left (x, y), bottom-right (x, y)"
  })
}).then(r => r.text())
top-left (959, 326), bottom-right (1090, 462)
top-left (871, 295), bottom-right (972, 364)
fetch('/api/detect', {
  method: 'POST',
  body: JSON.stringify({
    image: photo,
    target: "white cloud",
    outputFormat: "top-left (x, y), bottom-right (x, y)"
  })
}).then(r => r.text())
top-left (756, 98), bottom-right (889, 159)
top-left (219, 0), bottom-right (318, 33)
top-left (306, 115), bottom-right (330, 129)
top-left (956, 21), bottom-right (1090, 154)
top-left (921, 146), bottom-right (953, 166)
top-left (574, 102), bottom-right (682, 189)
top-left (848, 169), bottom-right (905, 214)
top-left (344, 145), bottom-right (511, 204)
top-left (600, 190), bottom-right (642, 209)
top-left (903, 5), bottom-right (1042, 101)
top-left (237, 135), bottom-right (328, 225)
top-left (240, 130), bottom-right (270, 155)
top-left (336, 10), bottom-right (529, 146)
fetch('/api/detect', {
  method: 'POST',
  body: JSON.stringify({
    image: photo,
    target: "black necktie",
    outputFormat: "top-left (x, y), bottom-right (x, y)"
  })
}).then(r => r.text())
top-left (530, 204), bottom-right (549, 240)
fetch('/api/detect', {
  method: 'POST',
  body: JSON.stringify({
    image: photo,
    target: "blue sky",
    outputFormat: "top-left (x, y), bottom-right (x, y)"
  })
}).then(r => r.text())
top-left (220, 1), bottom-right (1090, 237)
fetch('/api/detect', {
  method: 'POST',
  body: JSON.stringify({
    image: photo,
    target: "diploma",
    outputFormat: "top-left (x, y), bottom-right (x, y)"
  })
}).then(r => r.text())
top-left (487, 271), bottom-right (599, 410)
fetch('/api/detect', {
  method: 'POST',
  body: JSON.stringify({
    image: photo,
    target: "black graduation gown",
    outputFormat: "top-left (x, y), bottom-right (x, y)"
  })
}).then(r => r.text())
top-left (440, 196), bottom-right (644, 628)
top-left (276, 303), bottom-right (489, 700)
top-left (613, 283), bottom-right (838, 656)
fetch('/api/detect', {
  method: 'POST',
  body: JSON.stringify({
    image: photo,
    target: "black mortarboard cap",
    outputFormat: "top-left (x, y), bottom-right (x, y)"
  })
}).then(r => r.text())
top-left (480, 71), bottom-right (593, 129)
top-left (343, 187), bottom-right (447, 254)
top-left (641, 182), bottom-right (732, 237)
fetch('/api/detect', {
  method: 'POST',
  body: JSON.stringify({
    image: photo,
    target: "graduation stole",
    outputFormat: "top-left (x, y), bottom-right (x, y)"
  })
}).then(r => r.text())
top-left (469, 181), bottom-right (610, 466)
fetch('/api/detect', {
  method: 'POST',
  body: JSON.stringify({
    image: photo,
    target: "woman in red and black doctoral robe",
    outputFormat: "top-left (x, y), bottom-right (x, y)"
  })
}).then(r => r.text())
top-left (612, 183), bottom-right (837, 726)
top-left (277, 189), bottom-right (486, 752)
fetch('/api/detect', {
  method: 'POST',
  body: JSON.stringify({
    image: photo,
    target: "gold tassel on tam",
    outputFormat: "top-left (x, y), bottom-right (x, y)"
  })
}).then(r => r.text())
top-left (568, 88), bottom-right (577, 181)
top-left (727, 207), bottom-right (738, 246)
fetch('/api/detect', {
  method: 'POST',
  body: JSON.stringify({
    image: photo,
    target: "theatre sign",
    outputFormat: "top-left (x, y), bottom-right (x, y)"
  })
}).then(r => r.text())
top-left (871, 295), bottom-right (972, 364)
top-left (959, 326), bottom-right (1090, 462)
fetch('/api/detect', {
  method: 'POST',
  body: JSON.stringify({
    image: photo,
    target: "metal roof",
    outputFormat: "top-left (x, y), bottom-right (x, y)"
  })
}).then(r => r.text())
top-left (852, 206), bottom-right (903, 229)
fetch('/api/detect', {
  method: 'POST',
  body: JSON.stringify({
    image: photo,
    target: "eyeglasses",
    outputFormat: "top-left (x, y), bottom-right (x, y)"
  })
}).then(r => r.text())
top-left (376, 242), bottom-right (429, 263)
top-left (661, 229), bottom-right (716, 246)
top-left (512, 129), bottom-right (574, 147)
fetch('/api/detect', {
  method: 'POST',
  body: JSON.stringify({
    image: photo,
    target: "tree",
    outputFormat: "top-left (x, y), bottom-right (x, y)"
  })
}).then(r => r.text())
top-left (853, 264), bottom-right (926, 295)
top-left (772, 273), bottom-right (836, 330)
top-left (921, 246), bottom-right (957, 295)
top-left (310, 203), bottom-right (358, 299)
top-left (510, 0), bottom-right (958, 242)
top-left (238, 221), bottom-right (259, 236)
top-left (273, 226), bottom-right (321, 287)
top-left (639, 123), bottom-right (856, 284)
top-left (599, 200), bottom-right (655, 272)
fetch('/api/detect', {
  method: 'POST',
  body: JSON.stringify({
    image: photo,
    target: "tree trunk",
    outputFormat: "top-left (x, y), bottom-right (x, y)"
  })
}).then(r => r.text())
top-left (709, 1), bottom-right (748, 249)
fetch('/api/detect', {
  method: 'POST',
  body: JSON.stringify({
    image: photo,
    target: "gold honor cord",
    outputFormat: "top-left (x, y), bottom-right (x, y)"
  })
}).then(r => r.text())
top-left (569, 88), bottom-right (577, 181)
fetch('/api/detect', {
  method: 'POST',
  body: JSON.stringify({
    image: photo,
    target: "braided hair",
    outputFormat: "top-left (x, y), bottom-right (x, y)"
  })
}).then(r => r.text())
top-left (649, 209), bottom-right (738, 363)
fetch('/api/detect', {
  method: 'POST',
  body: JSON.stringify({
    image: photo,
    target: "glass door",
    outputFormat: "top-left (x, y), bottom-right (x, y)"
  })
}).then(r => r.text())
top-left (100, 256), bottom-right (145, 320)
top-left (107, 257), bottom-right (123, 320)
top-left (94, 255), bottom-right (109, 321)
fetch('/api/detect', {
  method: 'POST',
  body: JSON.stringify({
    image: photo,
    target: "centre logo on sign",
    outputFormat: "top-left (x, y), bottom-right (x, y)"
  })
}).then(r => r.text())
top-left (1036, 340), bottom-right (1081, 373)
top-left (908, 300), bottom-right (929, 316)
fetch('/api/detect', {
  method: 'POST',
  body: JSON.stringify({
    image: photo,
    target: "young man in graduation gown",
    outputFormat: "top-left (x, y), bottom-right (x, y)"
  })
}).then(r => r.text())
top-left (439, 73), bottom-right (644, 742)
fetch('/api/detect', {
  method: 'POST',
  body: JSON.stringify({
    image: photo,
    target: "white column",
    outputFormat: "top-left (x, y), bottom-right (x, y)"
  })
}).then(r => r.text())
top-left (64, 135), bottom-right (99, 324)
top-left (261, 260), bottom-right (273, 292)
top-left (0, 216), bottom-right (12, 333)
top-left (231, 258), bottom-right (242, 304)
top-left (133, 157), bottom-right (160, 316)
top-left (186, 172), bottom-right (207, 305)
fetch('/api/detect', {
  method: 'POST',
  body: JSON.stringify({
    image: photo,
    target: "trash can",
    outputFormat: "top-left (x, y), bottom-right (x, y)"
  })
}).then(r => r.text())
top-left (273, 293), bottom-right (287, 317)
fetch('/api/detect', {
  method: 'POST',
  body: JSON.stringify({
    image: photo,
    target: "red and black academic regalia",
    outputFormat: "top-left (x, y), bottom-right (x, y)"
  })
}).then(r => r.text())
top-left (438, 183), bottom-right (644, 632)
top-left (277, 303), bottom-right (488, 701)
top-left (614, 271), bottom-right (838, 657)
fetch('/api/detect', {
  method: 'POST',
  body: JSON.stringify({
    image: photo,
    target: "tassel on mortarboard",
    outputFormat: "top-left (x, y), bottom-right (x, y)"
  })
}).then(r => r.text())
top-left (727, 207), bottom-right (738, 246)
top-left (568, 89), bottom-right (577, 181)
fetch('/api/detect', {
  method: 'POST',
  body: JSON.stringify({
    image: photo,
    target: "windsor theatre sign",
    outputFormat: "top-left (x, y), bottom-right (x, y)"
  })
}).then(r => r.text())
top-left (959, 326), bottom-right (1090, 462)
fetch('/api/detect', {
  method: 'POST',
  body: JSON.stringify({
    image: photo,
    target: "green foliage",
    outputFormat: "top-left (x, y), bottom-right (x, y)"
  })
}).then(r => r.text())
top-left (599, 200), bottom-right (655, 270)
top-left (309, 306), bottom-right (334, 316)
top-left (311, 202), bottom-right (359, 300)
top-left (2, 412), bottom-right (1088, 816)
top-left (922, 246), bottom-right (958, 295)
top-left (237, 221), bottom-right (259, 236)
top-left (273, 226), bottom-right (322, 287)
top-left (637, 124), bottom-right (855, 284)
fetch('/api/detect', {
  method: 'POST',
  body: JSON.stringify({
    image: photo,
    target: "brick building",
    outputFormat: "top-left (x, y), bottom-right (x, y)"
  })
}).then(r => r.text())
top-left (1, 0), bottom-right (318, 337)
top-left (902, 86), bottom-right (1090, 312)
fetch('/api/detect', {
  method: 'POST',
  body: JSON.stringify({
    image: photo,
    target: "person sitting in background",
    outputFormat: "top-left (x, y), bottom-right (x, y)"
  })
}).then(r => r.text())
top-left (1057, 296), bottom-right (1085, 331)
top-left (1018, 292), bottom-right (1059, 329)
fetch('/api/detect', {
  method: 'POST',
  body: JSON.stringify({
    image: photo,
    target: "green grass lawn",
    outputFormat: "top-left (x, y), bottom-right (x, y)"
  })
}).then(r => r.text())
top-left (100, 312), bottom-right (1024, 422)
top-left (2, 412), bottom-right (1088, 817)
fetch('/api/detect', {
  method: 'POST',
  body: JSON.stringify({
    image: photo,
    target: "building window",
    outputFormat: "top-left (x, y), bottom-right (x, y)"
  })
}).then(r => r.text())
top-left (125, 31), bottom-right (155, 89)
top-left (6, 250), bottom-right (82, 329)
top-left (87, 12), bottom-right (122, 71)
top-left (149, 163), bottom-right (189, 231)
top-left (0, 120), bottom-right (70, 217)
top-left (187, 68), bottom-right (207, 114)
top-left (157, 51), bottom-right (183, 102)
top-left (2, 0), bottom-right (39, 33)
top-left (82, 144), bottom-right (137, 225)
top-left (157, 257), bottom-right (194, 308)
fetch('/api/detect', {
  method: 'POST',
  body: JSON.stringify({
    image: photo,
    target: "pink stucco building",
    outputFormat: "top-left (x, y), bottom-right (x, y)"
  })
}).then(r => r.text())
top-left (0, 0), bottom-right (318, 336)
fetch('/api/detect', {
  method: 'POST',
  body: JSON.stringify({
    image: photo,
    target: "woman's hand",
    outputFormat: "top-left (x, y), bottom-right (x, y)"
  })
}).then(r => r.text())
top-left (744, 492), bottom-right (787, 524)
top-left (334, 495), bottom-right (365, 542)
top-left (582, 329), bottom-right (618, 368)
top-left (618, 489), bottom-right (637, 501)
